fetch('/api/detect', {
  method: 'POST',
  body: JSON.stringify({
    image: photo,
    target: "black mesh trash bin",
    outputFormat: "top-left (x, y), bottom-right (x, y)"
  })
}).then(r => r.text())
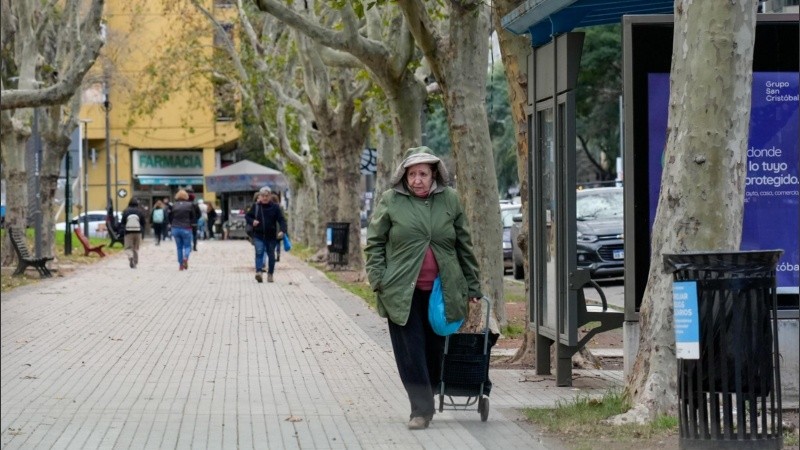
top-left (663, 250), bottom-right (783, 449)
top-left (326, 222), bottom-right (350, 266)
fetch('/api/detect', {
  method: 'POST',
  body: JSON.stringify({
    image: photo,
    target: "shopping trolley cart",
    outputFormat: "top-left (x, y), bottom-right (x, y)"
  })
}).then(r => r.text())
top-left (437, 296), bottom-right (498, 421)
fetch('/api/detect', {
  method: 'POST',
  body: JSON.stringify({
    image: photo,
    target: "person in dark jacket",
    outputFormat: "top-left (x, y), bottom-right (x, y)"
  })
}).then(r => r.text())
top-left (188, 193), bottom-right (201, 251)
top-left (245, 186), bottom-right (287, 283)
top-left (151, 200), bottom-right (167, 246)
top-left (206, 201), bottom-right (218, 240)
top-left (121, 198), bottom-right (147, 269)
top-left (365, 146), bottom-right (482, 430)
top-left (169, 189), bottom-right (196, 270)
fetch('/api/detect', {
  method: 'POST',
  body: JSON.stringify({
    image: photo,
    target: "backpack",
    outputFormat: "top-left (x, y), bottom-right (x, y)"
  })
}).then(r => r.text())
top-left (152, 208), bottom-right (164, 224)
top-left (125, 213), bottom-right (141, 232)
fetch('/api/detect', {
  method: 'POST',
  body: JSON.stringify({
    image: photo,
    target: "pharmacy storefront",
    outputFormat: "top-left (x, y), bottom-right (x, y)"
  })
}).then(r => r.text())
top-left (131, 150), bottom-right (206, 211)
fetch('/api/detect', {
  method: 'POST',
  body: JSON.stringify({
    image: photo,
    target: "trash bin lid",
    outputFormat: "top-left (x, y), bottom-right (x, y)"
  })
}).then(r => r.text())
top-left (663, 250), bottom-right (783, 274)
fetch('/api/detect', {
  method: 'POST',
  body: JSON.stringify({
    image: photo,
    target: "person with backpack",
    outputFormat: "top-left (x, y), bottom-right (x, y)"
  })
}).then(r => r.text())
top-left (151, 200), bottom-right (166, 246)
top-left (121, 198), bottom-right (146, 269)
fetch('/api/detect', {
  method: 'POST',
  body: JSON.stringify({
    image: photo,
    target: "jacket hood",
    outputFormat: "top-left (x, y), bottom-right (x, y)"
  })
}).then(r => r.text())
top-left (389, 146), bottom-right (450, 194)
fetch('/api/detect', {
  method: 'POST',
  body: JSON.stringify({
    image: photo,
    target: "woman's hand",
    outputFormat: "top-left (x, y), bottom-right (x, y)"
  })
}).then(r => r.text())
top-left (469, 297), bottom-right (481, 304)
top-left (253, 220), bottom-right (260, 226)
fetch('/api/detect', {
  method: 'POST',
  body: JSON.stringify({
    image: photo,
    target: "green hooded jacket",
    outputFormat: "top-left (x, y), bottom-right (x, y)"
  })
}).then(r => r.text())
top-left (364, 147), bottom-right (483, 326)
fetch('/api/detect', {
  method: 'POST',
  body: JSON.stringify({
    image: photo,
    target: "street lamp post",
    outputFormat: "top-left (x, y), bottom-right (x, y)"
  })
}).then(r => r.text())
top-left (103, 85), bottom-right (112, 211)
top-left (64, 146), bottom-right (72, 255)
top-left (80, 118), bottom-right (92, 236)
top-left (114, 139), bottom-right (120, 214)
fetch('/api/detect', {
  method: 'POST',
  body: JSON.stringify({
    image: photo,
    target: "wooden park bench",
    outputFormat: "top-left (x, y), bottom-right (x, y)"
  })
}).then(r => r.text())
top-left (8, 227), bottom-right (53, 278)
top-left (105, 218), bottom-right (124, 248)
top-left (73, 224), bottom-right (106, 257)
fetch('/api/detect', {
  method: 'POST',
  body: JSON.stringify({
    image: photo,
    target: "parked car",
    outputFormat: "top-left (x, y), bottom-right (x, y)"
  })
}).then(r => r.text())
top-left (509, 187), bottom-right (625, 280)
top-left (55, 210), bottom-right (121, 238)
top-left (576, 187), bottom-right (624, 278)
top-left (501, 204), bottom-right (521, 274)
top-left (510, 213), bottom-right (525, 279)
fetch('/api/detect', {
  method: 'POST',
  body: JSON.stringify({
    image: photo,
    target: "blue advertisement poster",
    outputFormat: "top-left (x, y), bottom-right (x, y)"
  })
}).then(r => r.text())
top-left (648, 72), bottom-right (799, 292)
top-left (673, 281), bottom-right (700, 359)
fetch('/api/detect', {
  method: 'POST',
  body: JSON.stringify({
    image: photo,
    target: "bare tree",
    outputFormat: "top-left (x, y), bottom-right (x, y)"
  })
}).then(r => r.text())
top-left (0, 0), bottom-right (105, 266)
top-left (191, 0), bottom-right (324, 246)
top-left (396, 0), bottom-right (506, 328)
top-left (254, 0), bottom-right (427, 186)
top-left (618, 1), bottom-right (757, 422)
top-left (0, 0), bottom-right (105, 110)
top-left (493, 0), bottom-right (534, 362)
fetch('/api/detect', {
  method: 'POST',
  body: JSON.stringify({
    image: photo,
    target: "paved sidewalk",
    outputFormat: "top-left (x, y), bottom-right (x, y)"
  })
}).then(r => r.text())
top-left (1, 239), bottom-right (622, 449)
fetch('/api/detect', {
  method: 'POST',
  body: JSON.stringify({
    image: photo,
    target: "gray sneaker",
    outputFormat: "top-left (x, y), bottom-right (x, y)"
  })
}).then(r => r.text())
top-left (255, 272), bottom-right (263, 283)
top-left (267, 273), bottom-right (274, 283)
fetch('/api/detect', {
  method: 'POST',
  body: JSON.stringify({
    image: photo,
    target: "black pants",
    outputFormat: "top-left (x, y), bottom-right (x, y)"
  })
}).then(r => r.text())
top-left (388, 288), bottom-right (444, 420)
top-left (152, 223), bottom-right (163, 244)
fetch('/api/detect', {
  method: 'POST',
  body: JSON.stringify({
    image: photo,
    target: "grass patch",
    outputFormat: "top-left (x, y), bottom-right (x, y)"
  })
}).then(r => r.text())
top-left (1, 228), bottom-right (124, 294)
top-left (501, 323), bottom-right (526, 339)
top-left (786, 428), bottom-right (799, 447)
top-left (524, 390), bottom-right (678, 447)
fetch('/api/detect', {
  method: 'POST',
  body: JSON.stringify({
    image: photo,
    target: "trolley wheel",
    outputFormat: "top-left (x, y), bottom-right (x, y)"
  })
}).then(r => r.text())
top-left (478, 396), bottom-right (489, 422)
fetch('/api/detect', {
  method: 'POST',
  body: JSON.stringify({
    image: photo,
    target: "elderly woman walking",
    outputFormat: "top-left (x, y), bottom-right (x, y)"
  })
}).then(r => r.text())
top-left (365, 146), bottom-right (483, 430)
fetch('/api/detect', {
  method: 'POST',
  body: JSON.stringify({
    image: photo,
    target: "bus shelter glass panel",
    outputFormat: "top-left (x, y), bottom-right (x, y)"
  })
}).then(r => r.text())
top-left (539, 107), bottom-right (558, 330)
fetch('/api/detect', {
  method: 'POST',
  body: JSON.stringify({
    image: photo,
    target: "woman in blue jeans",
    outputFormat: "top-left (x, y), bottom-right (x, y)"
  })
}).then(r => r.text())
top-left (245, 187), bottom-right (287, 283)
top-left (169, 189), bottom-right (196, 270)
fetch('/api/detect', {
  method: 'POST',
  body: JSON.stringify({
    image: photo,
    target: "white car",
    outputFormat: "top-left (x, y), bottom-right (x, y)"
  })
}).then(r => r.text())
top-left (55, 210), bottom-right (122, 238)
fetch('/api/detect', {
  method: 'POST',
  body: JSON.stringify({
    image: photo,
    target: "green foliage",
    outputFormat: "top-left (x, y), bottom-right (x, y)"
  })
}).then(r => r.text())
top-left (575, 24), bottom-right (623, 180)
top-left (501, 323), bottom-right (525, 339)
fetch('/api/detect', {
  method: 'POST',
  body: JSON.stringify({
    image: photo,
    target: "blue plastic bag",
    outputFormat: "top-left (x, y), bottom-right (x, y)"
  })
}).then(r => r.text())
top-left (428, 275), bottom-right (463, 336)
top-left (283, 234), bottom-right (292, 252)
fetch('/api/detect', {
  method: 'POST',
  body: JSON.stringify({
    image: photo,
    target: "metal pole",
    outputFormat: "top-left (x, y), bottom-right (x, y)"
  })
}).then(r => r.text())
top-left (104, 87), bottom-right (112, 210)
top-left (32, 108), bottom-right (42, 258)
top-left (82, 120), bottom-right (90, 236)
top-left (114, 139), bottom-right (119, 214)
top-left (65, 145), bottom-right (72, 255)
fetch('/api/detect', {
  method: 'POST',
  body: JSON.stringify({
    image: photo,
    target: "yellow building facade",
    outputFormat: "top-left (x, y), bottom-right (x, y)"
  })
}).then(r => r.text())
top-left (77, 0), bottom-right (238, 216)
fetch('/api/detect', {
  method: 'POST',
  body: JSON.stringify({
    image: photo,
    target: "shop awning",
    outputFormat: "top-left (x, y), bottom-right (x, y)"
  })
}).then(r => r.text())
top-left (137, 175), bottom-right (204, 185)
top-left (502, 0), bottom-right (674, 46)
top-left (204, 160), bottom-right (289, 193)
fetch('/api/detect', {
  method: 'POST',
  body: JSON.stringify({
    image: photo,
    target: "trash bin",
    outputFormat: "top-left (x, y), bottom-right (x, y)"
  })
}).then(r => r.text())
top-left (663, 250), bottom-right (784, 449)
top-left (326, 222), bottom-right (350, 266)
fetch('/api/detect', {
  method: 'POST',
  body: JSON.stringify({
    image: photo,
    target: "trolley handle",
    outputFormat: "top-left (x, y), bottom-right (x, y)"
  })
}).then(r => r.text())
top-left (479, 296), bottom-right (492, 354)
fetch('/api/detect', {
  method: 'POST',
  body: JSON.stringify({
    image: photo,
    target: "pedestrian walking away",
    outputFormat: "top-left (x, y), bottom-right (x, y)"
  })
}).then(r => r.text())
top-left (365, 146), bottom-right (483, 430)
top-left (206, 201), bottom-right (218, 240)
top-left (188, 193), bottom-right (201, 251)
top-left (151, 200), bottom-right (167, 246)
top-left (170, 189), bottom-right (196, 271)
top-left (245, 186), bottom-right (287, 283)
top-left (161, 196), bottom-right (173, 241)
top-left (121, 198), bottom-right (147, 269)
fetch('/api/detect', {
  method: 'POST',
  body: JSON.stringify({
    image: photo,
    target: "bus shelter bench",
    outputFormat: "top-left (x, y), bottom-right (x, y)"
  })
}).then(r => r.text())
top-left (8, 227), bottom-right (53, 278)
top-left (73, 225), bottom-right (106, 257)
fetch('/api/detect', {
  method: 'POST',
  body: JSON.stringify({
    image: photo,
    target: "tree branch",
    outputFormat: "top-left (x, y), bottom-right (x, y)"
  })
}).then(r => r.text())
top-left (0, 0), bottom-right (105, 110)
